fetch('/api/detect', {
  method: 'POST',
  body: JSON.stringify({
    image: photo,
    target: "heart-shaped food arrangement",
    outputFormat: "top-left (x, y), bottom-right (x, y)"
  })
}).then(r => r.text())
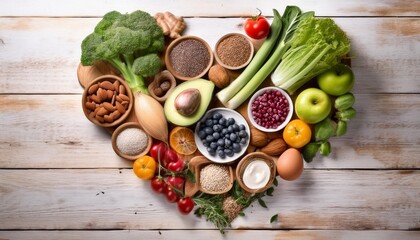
top-left (78, 6), bottom-right (356, 233)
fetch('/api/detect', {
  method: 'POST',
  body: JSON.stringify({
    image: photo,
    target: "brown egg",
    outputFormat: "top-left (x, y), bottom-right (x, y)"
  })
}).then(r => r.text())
top-left (276, 148), bottom-right (304, 181)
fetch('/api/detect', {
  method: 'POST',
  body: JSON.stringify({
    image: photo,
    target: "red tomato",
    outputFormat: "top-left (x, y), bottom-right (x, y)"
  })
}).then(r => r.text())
top-left (164, 185), bottom-right (179, 203)
top-left (177, 198), bottom-right (194, 215)
top-left (149, 142), bottom-right (179, 169)
top-left (167, 158), bottom-right (185, 172)
top-left (150, 176), bottom-right (166, 194)
top-left (244, 15), bottom-right (270, 39)
top-left (167, 176), bottom-right (185, 191)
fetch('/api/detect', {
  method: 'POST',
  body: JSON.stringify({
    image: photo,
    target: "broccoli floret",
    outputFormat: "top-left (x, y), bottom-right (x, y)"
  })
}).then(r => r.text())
top-left (80, 10), bottom-right (164, 94)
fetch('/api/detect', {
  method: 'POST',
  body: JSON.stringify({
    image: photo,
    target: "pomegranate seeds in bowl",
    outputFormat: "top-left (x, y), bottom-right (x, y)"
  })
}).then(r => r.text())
top-left (247, 87), bottom-right (294, 132)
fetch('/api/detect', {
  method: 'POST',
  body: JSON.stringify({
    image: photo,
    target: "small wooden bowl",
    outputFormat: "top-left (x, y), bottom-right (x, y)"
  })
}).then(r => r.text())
top-left (111, 122), bottom-right (152, 161)
top-left (147, 70), bottom-right (176, 103)
top-left (82, 75), bottom-right (133, 128)
top-left (165, 35), bottom-right (214, 81)
top-left (236, 152), bottom-right (277, 193)
top-left (214, 33), bottom-right (254, 70)
top-left (184, 156), bottom-right (234, 196)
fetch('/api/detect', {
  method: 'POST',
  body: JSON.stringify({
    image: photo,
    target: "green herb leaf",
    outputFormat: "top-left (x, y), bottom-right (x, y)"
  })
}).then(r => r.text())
top-left (258, 198), bottom-right (267, 208)
top-left (270, 214), bottom-right (279, 223)
top-left (273, 177), bottom-right (279, 187)
top-left (238, 211), bottom-right (245, 217)
top-left (186, 169), bottom-right (196, 183)
top-left (266, 187), bottom-right (274, 196)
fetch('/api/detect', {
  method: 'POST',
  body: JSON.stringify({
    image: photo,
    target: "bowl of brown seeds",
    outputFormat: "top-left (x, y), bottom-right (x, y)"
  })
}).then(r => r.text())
top-left (214, 33), bottom-right (254, 70)
top-left (165, 35), bottom-right (214, 81)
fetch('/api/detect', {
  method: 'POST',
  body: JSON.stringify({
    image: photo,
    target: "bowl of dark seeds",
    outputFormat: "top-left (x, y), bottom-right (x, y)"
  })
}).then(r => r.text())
top-left (195, 108), bottom-right (250, 164)
top-left (165, 35), bottom-right (214, 81)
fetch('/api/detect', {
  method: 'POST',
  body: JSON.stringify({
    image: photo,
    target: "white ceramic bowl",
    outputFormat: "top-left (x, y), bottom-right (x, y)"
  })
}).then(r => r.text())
top-left (247, 87), bottom-right (294, 132)
top-left (194, 108), bottom-right (250, 164)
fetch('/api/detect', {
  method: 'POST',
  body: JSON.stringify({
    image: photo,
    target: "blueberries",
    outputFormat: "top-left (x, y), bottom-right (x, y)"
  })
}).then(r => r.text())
top-left (227, 125), bottom-right (233, 133)
top-left (213, 112), bottom-right (222, 120)
top-left (217, 138), bottom-right (225, 147)
top-left (199, 111), bottom-right (249, 159)
top-left (206, 135), bottom-right (214, 142)
top-left (208, 147), bottom-right (216, 156)
top-left (205, 119), bottom-right (213, 127)
top-left (229, 133), bottom-right (237, 142)
top-left (204, 127), bottom-right (213, 135)
top-left (238, 130), bottom-right (248, 138)
top-left (213, 124), bottom-right (222, 132)
top-left (232, 143), bottom-right (241, 153)
top-left (224, 138), bottom-right (232, 147)
top-left (217, 150), bottom-right (226, 158)
top-left (210, 142), bottom-right (218, 149)
top-left (212, 132), bottom-right (220, 140)
top-left (227, 118), bottom-right (235, 125)
top-left (198, 130), bottom-right (206, 139)
top-left (224, 149), bottom-right (233, 157)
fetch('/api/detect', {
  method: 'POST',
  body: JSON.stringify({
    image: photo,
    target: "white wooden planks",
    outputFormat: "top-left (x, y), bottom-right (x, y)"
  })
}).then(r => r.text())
top-left (1, 0), bottom-right (419, 17)
top-left (0, 170), bottom-right (418, 230)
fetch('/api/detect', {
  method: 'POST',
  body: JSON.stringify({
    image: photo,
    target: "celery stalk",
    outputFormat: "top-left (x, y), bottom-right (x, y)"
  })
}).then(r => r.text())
top-left (216, 9), bottom-right (282, 104)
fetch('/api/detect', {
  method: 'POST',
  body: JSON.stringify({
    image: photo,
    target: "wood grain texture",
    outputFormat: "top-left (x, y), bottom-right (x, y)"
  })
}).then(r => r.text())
top-left (1, 230), bottom-right (420, 240)
top-left (0, 170), bottom-right (418, 230)
top-left (0, 94), bottom-right (419, 169)
top-left (0, 17), bottom-right (419, 94)
top-left (1, 0), bottom-right (419, 17)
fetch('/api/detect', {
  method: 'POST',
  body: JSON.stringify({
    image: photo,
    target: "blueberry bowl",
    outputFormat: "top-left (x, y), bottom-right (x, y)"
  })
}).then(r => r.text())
top-left (195, 108), bottom-right (250, 164)
top-left (247, 87), bottom-right (293, 132)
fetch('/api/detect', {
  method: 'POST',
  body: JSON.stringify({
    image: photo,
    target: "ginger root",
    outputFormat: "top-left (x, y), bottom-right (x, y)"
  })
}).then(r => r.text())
top-left (154, 11), bottom-right (186, 39)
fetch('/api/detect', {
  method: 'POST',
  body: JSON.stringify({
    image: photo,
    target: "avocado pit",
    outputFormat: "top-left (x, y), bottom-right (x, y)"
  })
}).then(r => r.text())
top-left (175, 88), bottom-right (201, 116)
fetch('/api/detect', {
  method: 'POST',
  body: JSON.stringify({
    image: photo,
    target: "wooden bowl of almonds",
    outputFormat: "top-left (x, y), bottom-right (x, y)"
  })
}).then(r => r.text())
top-left (82, 75), bottom-right (133, 128)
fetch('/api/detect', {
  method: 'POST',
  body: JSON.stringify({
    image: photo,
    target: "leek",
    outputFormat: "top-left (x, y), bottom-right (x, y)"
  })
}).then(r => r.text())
top-left (220, 6), bottom-right (313, 109)
top-left (216, 9), bottom-right (283, 104)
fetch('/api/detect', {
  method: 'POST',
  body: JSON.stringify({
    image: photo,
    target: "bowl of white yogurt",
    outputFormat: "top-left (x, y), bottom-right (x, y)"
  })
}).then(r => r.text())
top-left (235, 152), bottom-right (277, 193)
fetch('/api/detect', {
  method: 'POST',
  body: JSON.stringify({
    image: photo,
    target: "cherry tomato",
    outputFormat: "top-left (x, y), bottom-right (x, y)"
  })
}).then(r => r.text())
top-left (150, 142), bottom-right (167, 166)
top-left (164, 184), bottom-right (179, 203)
top-left (163, 148), bottom-right (179, 169)
top-left (177, 198), bottom-right (194, 215)
top-left (244, 13), bottom-right (270, 39)
top-left (150, 176), bottom-right (166, 194)
top-left (167, 176), bottom-right (185, 191)
top-left (149, 142), bottom-right (179, 169)
top-left (167, 158), bottom-right (185, 172)
top-left (133, 155), bottom-right (157, 180)
top-left (283, 119), bottom-right (312, 148)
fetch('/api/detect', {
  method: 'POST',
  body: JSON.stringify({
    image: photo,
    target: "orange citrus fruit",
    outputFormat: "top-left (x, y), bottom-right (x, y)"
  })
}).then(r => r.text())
top-left (169, 127), bottom-right (197, 155)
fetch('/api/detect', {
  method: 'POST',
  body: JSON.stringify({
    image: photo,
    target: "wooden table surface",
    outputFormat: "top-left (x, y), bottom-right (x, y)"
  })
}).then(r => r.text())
top-left (1, 0), bottom-right (419, 239)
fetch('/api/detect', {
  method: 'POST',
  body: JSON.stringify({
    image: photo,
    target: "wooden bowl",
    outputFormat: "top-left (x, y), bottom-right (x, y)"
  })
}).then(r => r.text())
top-left (236, 152), bottom-right (277, 193)
top-left (184, 156), bottom-right (234, 196)
top-left (214, 33), bottom-right (254, 70)
top-left (82, 75), bottom-right (133, 128)
top-left (165, 36), bottom-right (214, 81)
top-left (111, 122), bottom-right (152, 161)
top-left (147, 70), bottom-right (176, 103)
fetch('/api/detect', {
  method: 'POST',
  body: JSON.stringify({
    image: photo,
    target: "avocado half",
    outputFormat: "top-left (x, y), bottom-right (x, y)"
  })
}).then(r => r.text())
top-left (164, 79), bottom-right (215, 126)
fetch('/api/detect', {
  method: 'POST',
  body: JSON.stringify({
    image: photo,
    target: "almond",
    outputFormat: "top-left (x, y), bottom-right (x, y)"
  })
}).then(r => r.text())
top-left (99, 80), bottom-right (115, 91)
top-left (88, 83), bottom-right (99, 95)
top-left (260, 138), bottom-right (287, 156)
top-left (250, 128), bottom-right (270, 147)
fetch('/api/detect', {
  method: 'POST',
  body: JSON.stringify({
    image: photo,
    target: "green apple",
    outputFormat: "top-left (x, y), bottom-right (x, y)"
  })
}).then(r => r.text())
top-left (317, 64), bottom-right (355, 96)
top-left (295, 88), bottom-right (331, 124)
